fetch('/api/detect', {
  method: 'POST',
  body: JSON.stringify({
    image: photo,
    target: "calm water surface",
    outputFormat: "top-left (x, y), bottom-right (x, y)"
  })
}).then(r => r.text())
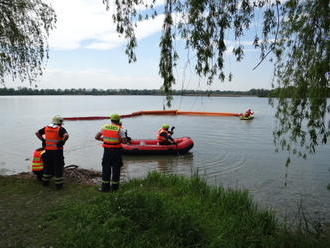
top-left (0, 95), bottom-right (329, 223)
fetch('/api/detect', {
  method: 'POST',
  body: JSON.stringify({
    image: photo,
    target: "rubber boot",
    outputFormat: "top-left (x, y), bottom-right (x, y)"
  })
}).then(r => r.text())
top-left (43, 181), bottom-right (50, 187)
top-left (111, 182), bottom-right (119, 191)
top-left (56, 184), bottom-right (63, 190)
top-left (99, 183), bottom-right (110, 192)
top-left (36, 174), bottom-right (43, 181)
top-left (42, 174), bottom-right (52, 186)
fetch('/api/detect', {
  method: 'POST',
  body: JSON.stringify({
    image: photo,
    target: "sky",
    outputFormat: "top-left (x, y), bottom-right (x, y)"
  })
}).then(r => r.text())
top-left (11, 0), bottom-right (274, 91)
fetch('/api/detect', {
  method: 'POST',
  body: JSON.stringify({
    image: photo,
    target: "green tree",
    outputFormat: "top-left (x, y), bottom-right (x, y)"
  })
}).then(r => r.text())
top-left (103, 0), bottom-right (329, 161)
top-left (268, 0), bottom-right (329, 162)
top-left (0, 0), bottom-right (56, 84)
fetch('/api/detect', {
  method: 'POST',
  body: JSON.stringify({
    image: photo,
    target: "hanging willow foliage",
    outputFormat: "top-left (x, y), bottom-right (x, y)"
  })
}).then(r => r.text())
top-left (0, 0), bottom-right (56, 84)
top-left (103, 0), bottom-right (329, 161)
top-left (269, 0), bottom-right (329, 162)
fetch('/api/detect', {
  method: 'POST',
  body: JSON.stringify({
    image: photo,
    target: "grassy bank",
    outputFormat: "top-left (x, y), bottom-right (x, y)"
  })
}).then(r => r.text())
top-left (0, 172), bottom-right (329, 248)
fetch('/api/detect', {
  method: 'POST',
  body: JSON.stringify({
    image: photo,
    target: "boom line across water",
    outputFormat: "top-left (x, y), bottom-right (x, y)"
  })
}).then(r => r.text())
top-left (63, 110), bottom-right (242, 121)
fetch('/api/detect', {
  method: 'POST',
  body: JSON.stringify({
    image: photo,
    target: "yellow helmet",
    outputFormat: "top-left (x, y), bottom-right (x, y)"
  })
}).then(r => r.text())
top-left (162, 124), bottom-right (170, 129)
top-left (52, 115), bottom-right (63, 125)
top-left (110, 114), bottom-right (120, 121)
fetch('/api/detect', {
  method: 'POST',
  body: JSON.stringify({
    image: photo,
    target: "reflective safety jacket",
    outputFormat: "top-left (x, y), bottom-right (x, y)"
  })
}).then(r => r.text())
top-left (245, 110), bottom-right (254, 117)
top-left (157, 128), bottom-right (170, 142)
top-left (32, 149), bottom-right (45, 171)
top-left (45, 126), bottom-right (63, 150)
top-left (102, 124), bottom-right (122, 148)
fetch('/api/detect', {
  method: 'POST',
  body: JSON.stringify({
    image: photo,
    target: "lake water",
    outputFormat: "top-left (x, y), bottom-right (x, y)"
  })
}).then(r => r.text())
top-left (0, 95), bottom-right (329, 223)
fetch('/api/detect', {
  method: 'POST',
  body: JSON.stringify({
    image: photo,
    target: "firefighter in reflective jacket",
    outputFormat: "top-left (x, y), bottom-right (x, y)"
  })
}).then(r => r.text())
top-left (32, 148), bottom-right (45, 181)
top-left (35, 115), bottom-right (69, 190)
top-left (95, 114), bottom-right (127, 192)
top-left (157, 124), bottom-right (175, 145)
top-left (243, 109), bottom-right (254, 117)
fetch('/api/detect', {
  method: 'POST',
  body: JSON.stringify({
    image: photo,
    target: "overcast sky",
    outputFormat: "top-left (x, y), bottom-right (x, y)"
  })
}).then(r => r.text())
top-left (12, 0), bottom-right (274, 91)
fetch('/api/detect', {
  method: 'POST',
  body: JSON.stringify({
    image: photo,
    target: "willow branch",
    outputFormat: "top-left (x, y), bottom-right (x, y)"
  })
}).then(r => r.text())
top-left (252, 1), bottom-right (280, 71)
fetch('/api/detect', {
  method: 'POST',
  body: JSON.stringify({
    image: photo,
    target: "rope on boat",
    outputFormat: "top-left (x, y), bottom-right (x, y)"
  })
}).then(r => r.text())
top-left (63, 110), bottom-right (241, 121)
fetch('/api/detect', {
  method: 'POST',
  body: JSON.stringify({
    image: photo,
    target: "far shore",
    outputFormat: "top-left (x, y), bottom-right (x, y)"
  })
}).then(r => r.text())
top-left (0, 87), bottom-right (273, 97)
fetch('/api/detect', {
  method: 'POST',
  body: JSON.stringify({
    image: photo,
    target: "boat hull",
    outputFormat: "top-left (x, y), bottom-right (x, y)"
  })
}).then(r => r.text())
top-left (240, 115), bottom-right (254, 120)
top-left (122, 137), bottom-right (194, 155)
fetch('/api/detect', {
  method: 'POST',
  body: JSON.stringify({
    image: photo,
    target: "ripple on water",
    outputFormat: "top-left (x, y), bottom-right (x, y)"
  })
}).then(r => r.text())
top-left (1, 96), bottom-right (330, 224)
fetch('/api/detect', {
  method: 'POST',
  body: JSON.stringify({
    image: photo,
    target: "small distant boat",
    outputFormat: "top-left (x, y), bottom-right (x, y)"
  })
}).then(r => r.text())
top-left (240, 115), bottom-right (254, 120)
top-left (122, 137), bottom-right (194, 155)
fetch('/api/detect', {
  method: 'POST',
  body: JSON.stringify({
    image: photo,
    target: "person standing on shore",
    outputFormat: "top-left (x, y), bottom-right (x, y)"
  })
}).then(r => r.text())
top-left (95, 114), bottom-right (127, 192)
top-left (35, 115), bottom-right (69, 190)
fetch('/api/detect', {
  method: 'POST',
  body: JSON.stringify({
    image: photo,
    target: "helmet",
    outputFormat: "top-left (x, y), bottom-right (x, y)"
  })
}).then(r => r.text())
top-left (162, 124), bottom-right (170, 129)
top-left (52, 115), bottom-right (63, 125)
top-left (110, 114), bottom-right (120, 121)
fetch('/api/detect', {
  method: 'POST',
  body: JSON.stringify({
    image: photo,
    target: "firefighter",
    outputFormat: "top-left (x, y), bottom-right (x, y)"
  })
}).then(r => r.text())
top-left (31, 148), bottom-right (45, 181)
top-left (95, 114), bottom-right (127, 192)
top-left (119, 121), bottom-right (131, 143)
top-left (35, 115), bottom-right (69, 190)
top-left (157, 124), bottom-right (175, 145)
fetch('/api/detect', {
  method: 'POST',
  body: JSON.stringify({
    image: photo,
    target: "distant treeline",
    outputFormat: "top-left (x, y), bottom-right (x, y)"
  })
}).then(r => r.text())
top-left (268, 86), bottom-right (330, 98)
top-left (0, 87), bottom-right (272, 97)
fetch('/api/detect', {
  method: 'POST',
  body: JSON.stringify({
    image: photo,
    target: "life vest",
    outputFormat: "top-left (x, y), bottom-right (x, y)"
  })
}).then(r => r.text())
top-left (102, 124), bottom-right (122, 148)
top-left (45, 125), bottom-right (63, 150)
top-left (157, 128), bottom-right (169, 142)
top-left (120, 125), bottom-right (127, 136)
top-left (32, 149), bottom-right (45, 171)
top-left (245, 110), bottom-right (254, 117)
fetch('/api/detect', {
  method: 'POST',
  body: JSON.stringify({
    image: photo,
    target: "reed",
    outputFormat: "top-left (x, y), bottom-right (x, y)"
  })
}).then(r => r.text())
top-left (0, 173), bottom-right (329, 248)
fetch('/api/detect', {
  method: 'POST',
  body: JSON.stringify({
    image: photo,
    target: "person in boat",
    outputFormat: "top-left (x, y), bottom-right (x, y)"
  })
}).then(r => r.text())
top-left (35, 115), bottom-right (69, 190)
top-left (95, 114), bottom-right (127, 192)
top-left (243, 109), bottom-right (254, 117)
top-left (119, 121), bottom-right (131, 143)
top-left (157, 124), bottom-right (176, 145)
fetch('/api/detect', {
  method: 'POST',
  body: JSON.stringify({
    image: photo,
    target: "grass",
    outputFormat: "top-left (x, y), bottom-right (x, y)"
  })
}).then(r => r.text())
top-left (0, 172), bottom-right (329, 248)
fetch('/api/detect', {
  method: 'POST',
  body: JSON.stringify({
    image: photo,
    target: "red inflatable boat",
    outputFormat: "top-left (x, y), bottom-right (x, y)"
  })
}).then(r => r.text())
top-left (122, 137), bottom-right (194, 155)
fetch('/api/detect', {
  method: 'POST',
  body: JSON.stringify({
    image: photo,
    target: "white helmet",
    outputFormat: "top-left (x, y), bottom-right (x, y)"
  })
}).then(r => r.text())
top-left (52, 115), bottom-right (63, 125)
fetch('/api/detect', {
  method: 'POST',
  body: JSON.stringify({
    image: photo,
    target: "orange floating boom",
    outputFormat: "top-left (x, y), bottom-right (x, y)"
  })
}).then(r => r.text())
top-left (136, 110), bottom-right (178, 115)
top-left (63, 116), bottom-right (109, 121)
top-left (63, 110), bottom-right (241, 121)
top-left (177, 111), bottom-right (241, 117)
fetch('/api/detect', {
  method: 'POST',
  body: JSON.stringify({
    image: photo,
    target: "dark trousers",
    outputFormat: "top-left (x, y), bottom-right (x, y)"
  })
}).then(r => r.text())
top-left (42, 150), bottom-right (65, 188)
top-left (101, 148), bottom-right (123, 191)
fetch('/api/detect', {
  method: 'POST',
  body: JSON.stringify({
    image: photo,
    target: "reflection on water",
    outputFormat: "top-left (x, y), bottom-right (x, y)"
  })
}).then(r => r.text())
top-left (121, 153), bottom-right (194, 182)
top-left (0, 95), bottom-right (329, 223)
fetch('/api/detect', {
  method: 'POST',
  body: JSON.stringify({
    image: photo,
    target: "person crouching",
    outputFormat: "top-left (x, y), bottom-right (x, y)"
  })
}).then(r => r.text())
top-left (31, 148), bottom-right (45, 181)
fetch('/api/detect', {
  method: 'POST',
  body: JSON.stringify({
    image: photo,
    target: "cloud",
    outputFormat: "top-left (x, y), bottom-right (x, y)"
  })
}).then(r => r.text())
top-left (49, 0), bottom-right (165, 51)
top-left (48, 0), bottom-right (260, 51)
top-left (36, 68), bottom-right (161, 90)
top-left (86, 14), bottom-right (165, 50)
